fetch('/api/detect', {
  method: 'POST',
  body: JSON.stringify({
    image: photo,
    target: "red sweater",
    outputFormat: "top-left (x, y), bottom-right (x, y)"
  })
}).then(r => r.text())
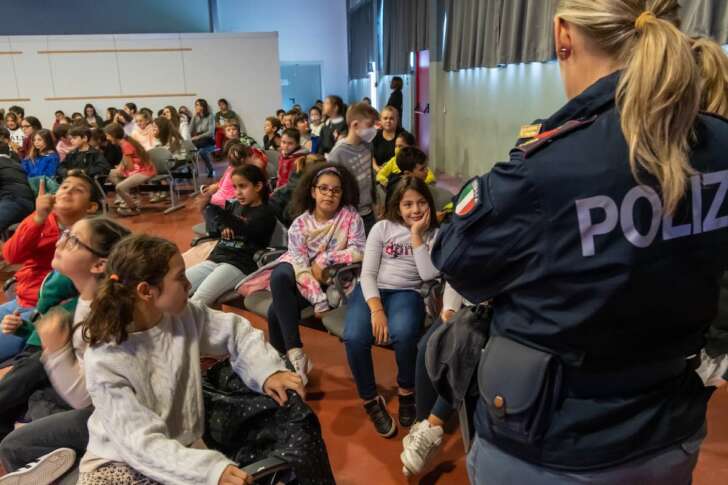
top-left (2, 212), bottom-right (61, 308)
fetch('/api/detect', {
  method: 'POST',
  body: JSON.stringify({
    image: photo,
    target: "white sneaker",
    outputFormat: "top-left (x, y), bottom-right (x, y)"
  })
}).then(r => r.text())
top-left (0, 448), bottom-right (76, 485)
top-left (400, 420), bottom-right (444, 477)
top-left (287, 348), bottom-right (313, 386)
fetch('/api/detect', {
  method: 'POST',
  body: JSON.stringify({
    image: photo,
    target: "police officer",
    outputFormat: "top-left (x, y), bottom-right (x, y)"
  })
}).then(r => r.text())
top-left (431, 1), bottom-right (728, 484)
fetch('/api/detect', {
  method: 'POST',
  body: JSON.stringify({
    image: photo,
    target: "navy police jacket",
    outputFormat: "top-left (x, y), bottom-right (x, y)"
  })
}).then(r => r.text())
top-left (432, 71), bottom-right (728, 469)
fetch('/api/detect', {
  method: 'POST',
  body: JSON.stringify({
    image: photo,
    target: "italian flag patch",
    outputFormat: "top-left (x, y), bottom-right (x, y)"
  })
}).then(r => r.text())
top-left (455, 179), bottom-right (479, 217)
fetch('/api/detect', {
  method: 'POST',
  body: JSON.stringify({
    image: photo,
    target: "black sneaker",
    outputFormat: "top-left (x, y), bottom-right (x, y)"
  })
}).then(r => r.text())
top-left (364, 395), bottom-right (397, 438)
top-left (398, 393), bottom-right (416, 427)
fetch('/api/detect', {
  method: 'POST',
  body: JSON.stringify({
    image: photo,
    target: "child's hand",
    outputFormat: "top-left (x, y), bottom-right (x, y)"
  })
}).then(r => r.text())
top-left (203, 183), bottom-right (220, 195)
top-left (263, 371), bottom-right (305, 405)
top-left (311, 261), bottom-right (326, 284)
top-left (34, 179), bottom-right (55, 224)
top-left (36, 308), bottom-right (73, 355)
top-left (221, 228), bottom-right (234, 240)
top-left (218, 465), bottom-right (253, 485)
top-left (371, 309), bottom-right (389, 345)
top-left (410, 209), bottom-right (431, 245)
top-left (1, 311), bottom-right (22, 334)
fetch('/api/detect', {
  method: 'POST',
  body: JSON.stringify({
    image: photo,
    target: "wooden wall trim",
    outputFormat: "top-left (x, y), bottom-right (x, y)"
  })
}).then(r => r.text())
top-left (45, 93), bottom-right (197, 101)
top-left (0, 51), bottom-right (22, 55)
top-left (38, 48), bottom-right (192, 55)
top-left (0, 98), bottom-right (30, 102)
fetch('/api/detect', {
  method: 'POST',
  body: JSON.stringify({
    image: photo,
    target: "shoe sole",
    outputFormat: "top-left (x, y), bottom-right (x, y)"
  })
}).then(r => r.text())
top-left (0, 448), bottom-right (76, 485)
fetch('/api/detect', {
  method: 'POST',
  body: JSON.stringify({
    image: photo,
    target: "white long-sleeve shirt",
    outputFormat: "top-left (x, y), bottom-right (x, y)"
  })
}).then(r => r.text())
top-left (41, 298), bottom-right (92, 409)
top-left (80, 302), bottom-right (287, 485)
top-left (360, 220), bottom-right (439, 301)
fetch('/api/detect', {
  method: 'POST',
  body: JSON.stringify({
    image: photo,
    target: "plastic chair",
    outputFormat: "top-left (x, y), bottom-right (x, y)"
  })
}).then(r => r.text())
top-left (146, 147), bottom-right (185, 214)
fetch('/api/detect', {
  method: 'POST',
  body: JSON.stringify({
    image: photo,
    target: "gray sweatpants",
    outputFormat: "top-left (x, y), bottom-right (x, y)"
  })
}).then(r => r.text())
top-left (467, 424), bottom-right (705, 485)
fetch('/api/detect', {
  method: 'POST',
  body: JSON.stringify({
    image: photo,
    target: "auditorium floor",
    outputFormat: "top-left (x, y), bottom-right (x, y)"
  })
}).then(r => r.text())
top-left (1, 173), bottom-right (727, 484)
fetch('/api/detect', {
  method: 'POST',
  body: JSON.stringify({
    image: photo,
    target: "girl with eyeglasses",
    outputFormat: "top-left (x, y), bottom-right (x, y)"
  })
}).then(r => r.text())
top-left (0, 217), bottom-right (130, 485)
top-left (238, 163), bottom-right (366, 386)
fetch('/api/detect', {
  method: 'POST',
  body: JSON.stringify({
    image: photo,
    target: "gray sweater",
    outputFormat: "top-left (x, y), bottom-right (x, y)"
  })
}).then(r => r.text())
top-left (327, 140), bottom-right (374, 216)
top-left (360, 220), bottom-right (439, 301)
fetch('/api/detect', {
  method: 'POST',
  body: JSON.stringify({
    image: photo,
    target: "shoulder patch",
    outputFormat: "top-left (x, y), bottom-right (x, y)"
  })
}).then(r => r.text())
top-left (518, 123), bottom-right (542, 140)
top-left (455, 178), bottom-right (480, 217)
top-left (513, 115), bottom-right (598, 159)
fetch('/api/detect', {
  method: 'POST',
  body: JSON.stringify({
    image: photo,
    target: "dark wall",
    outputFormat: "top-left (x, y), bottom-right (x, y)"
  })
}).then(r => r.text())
top-left (0, 0), bottom-right (211, 35)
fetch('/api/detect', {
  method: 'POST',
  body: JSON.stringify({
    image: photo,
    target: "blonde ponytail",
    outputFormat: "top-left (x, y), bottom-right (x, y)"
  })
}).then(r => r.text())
top-left (557, 0), bottom-right (701, 216)
top-left (692, 36), bottom-right (728, 116)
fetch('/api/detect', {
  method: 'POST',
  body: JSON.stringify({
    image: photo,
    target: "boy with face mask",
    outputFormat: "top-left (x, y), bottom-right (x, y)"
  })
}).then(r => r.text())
top-left (327, 102), bottom-right (379, 234)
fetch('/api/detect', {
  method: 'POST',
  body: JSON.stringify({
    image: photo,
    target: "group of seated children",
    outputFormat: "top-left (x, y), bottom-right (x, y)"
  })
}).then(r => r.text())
top-left (0, 171), bottom-right (316, 484)
top-left (0, 96), bottom-right (456, 484)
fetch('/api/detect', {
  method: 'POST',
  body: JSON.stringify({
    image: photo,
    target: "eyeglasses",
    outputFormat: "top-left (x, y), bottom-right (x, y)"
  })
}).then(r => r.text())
top-left (315, 185), bottom-right (342, 196)
top-left (58, 229), bottom-right (106, 257)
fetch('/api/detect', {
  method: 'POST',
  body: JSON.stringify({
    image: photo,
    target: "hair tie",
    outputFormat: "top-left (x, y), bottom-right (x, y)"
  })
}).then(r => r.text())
top-left (635, 11), bottom-right (656, 32)
top-left (109, 274), bottom-right (120, 282)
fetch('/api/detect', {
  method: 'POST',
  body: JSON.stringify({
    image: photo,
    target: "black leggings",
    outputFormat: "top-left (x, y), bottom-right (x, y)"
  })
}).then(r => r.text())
top-left (267, 263), bottom-right (310, 354)
top-left (415, 319), bottom-right (455, 422)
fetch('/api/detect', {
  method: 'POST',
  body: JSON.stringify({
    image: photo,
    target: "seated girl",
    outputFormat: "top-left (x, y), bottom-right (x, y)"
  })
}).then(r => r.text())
top-left (343, 176), bottom-right (440, 438)
top-left (76, 234), bottom-right (302, 485)
top-left (21, 129), bottom-right (60, 178)
top-left (0, 217), bottom-right (130, 484)
top-left (0, 172), bottom-right (101, 363)
top-left (238, 163), bottom-right (366, 385)
top-left (104, 123), bottom-right (156, 217)
top-left (186, 165), bottom-right (276, 307)
top-left (200, 142), bottom-right (255, 234)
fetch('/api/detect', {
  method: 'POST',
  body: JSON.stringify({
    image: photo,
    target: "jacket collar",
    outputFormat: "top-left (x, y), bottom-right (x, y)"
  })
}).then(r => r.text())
top-left (544, 70), bottom-right (621, 131)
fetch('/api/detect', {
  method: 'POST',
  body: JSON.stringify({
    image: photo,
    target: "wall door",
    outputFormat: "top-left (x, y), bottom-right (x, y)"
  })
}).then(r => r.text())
top-left (280, 62), bottom-right (322, 111)
top-left (414, 50), bottom-right (430, 154)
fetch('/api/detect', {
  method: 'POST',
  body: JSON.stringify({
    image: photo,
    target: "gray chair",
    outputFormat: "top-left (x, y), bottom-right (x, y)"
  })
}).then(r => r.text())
top-left (180, 139), bottom-right (201, 195)
top-left (430, 185), bottom-right (455, 213)
top-left (265, 149), bottom-right (280, 186)
top-left (147, 147), bottom-right (185, 214)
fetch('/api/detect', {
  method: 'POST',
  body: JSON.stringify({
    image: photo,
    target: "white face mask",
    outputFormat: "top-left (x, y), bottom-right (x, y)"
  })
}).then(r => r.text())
top-left (358, 126), bottom-right (377, 143)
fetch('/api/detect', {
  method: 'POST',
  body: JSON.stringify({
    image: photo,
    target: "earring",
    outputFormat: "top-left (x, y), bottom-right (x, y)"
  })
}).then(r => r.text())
top-left (558, 47), bottom-right (571, 60)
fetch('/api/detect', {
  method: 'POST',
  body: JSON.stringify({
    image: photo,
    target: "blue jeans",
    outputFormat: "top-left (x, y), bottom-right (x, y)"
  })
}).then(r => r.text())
top-left (0, 197), bottom-right (33, 234)
top-left (344, 285), bottom-right (425, 400)
top-left (0, 300), bottom-right (35, 363)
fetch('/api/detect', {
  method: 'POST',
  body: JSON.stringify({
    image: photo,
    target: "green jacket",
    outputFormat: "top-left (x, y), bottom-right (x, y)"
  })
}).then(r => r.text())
top-left (17, 271), bottom-right (79, 348)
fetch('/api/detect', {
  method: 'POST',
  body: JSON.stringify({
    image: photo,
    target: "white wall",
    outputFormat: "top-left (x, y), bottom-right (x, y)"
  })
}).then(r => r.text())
top-left (216, 0), bottom-right (349, 101)
top-left (0, 33), bottom-right (281, 143)
top-left (429, 61), bottom-right (566, 179)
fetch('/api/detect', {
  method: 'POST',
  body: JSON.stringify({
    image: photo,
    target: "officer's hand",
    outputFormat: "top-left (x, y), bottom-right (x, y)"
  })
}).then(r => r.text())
top-left (371, 310), bottom-right (389, 345)
top-left (34, 179), bottom-right (55, 224)
top-left (1, 311), bottom-right (22, 334)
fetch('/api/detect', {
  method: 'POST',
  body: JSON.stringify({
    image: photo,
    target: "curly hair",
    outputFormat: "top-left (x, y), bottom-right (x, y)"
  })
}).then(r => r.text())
top-left (289, 162), bottom-right (360, 218)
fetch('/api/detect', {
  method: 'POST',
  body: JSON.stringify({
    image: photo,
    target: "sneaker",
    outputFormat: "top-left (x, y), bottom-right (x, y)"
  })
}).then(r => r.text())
top-left (116, 206), bottom-right (141, 217)
top-left (149, 192), bottom-right (169, 203)
top-left (400, 420), bottom-right (444, 477)
top-left (287, 348), bottom-right (313, 386)
top-left (364, 395), bottom-right (397, 438)
top-left (112, 197), bottom-right (124, 207)
top-left (0, 448), bottom-right (76, 485)
top-left (398, 393), bottom-right (416, 427)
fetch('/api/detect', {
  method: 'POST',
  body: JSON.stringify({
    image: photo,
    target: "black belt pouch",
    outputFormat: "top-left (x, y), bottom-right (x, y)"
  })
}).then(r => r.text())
top-left (477, 336), bottom-right (562, 445)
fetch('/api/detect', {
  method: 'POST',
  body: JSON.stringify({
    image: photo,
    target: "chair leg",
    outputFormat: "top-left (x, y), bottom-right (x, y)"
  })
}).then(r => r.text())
top-left (163, 177), bottom-right (185, 214)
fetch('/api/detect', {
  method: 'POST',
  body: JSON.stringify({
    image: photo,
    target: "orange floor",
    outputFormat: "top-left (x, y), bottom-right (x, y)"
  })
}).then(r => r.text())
top-left (1, 170), bottom-right (727, 484)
